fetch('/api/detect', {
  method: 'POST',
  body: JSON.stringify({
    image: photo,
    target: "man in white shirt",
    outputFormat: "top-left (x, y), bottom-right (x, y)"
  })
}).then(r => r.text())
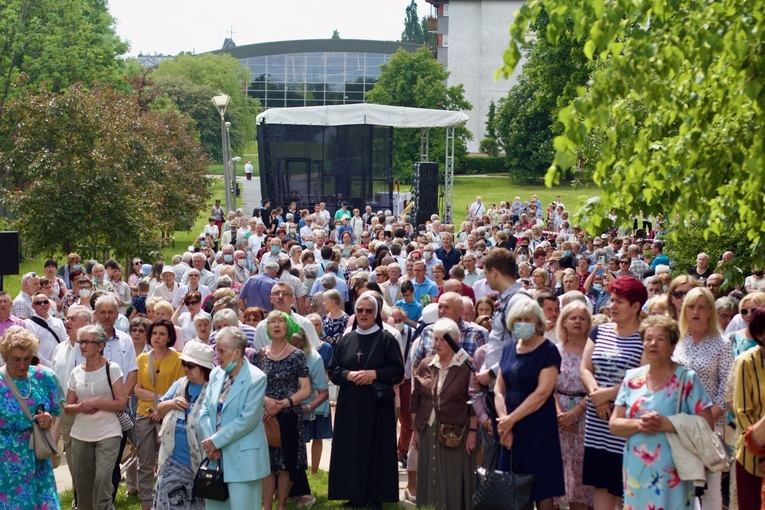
top-left (462, 253), bottom-right (485, 287)
top-left (244, 160), bottom-right (253, 180)
top-left (318, 202), bottom-right (331, 230)
top-left (468, 196), bottom-right (485, 219)
top-left (300, 216), bottom-right (315, 242)
top-left (52, 304), bottom-right (91, 492)
top-left (247, 221), bottom-right (267, 257)
top-left (181, 252), bottom-right (216, 288)
top-left (24, 294), bottom-right (67, 367)
top-left (259, 238), bottom-right (284, 272)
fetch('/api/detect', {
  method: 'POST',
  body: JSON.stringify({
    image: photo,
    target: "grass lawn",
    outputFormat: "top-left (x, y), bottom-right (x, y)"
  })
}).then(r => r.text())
top-left (58, 470), bottom-right (410, 509)
top-left (207, 140), bottom-right (259, 176)
top-left (451, 176), bottom-right (598, 224)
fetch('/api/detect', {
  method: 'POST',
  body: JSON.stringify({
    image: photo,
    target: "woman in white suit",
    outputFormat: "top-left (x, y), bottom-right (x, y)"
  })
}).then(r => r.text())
top-left (199, 326), bottom-right (269, 509)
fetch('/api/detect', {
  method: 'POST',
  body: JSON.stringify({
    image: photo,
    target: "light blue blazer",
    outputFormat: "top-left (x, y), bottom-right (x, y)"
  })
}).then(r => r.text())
top-left (198, 360), bottom-right (269, 482)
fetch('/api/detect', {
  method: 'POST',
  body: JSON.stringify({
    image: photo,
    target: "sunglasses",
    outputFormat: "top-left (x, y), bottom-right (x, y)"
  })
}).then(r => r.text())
top-left (181, 361), bottom-right (199, 369)
top-left (741, 308), bottom-right (758, 316)
top-left (77, 340), bottom-right (99, 346)
top-left (671, 290), bottom-right (689, 299)
top-left (133, 261), bottom-right (143, 266)
top-left (186, 300), bottom-right (200, 306)
top-left (356, 308), bottom-right (375, 314)
top-left (33, 300), bottom-right (50, 306)
top-left (130, 327), bottom-right (146, 333)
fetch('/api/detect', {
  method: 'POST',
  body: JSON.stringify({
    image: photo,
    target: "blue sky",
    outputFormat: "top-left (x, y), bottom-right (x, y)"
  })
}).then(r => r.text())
top-left (109, 0), bottom-right (431, 57)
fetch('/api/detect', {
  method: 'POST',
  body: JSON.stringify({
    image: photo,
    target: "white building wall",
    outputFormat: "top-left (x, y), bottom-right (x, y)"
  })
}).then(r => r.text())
top-left (447, 0), bottom-right (525, 153)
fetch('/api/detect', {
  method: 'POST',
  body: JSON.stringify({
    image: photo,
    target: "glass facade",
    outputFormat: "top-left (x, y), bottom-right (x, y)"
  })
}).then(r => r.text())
top-left (242, 52), bottom-right (392, 108)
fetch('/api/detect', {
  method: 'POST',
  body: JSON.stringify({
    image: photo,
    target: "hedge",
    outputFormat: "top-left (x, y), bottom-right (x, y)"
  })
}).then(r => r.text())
top-left (459, 156), bottom-right (506, 175)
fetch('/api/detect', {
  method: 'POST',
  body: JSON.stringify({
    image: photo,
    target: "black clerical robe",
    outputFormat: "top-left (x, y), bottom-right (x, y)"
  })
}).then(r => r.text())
top-left (327, 328), bottom-right (405, 503)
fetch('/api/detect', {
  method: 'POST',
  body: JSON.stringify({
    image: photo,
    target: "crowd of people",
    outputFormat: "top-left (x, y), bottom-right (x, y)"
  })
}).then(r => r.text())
top-left (0, 193), bottom-right (764, 510)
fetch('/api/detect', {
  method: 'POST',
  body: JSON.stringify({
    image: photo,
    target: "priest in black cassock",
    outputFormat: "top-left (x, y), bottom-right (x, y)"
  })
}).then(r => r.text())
top-left (327, 292), bottom-right (405, 509)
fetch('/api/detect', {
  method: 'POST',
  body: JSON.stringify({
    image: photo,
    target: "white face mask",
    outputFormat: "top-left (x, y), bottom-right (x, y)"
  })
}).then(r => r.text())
top-left (235, 259), bottom-right (246, 268)
top-left (394, 322), bottom-right (405, 332)
top-left (423, 251), bottom-right (432, 260)
top-left (476, 250), bottom-right (484, 258)
top-left (79, 289), bottom-right (92, 298)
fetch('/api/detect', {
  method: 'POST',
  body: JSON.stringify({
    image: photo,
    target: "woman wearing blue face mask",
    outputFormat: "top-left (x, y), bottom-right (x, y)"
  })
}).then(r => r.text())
top-left (584, 267), bottom-right (613, 314)
top-left (495, 299), bottom-right (565, 510)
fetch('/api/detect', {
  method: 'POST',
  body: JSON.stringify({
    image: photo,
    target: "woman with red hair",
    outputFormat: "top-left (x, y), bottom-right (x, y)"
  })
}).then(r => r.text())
top-left (580, 277), bottom-right (647, 510)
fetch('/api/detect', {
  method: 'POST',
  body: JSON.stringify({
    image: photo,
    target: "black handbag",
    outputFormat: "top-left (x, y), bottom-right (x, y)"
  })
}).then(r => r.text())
top-left (193, 458), bottom-right (229, 501)
top-left (473, 442), bottom-right (535, 510)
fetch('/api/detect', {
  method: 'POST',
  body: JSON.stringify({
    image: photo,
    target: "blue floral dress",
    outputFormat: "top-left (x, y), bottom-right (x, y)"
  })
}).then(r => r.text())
top-left (0, 366), bottom-right (62, 510)
top-left (615, 365), bottom-right (712, 510)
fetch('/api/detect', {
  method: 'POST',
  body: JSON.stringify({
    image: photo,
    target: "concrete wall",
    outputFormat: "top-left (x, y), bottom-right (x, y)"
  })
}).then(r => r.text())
top-left (447, 0), bottom-right (525, 153)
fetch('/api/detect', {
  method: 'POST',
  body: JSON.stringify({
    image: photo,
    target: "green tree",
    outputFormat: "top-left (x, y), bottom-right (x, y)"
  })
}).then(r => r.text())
top-left (500, 0), bottom-right (765, 251)
top-left (331, 29), bottom-right (341, 39)
top-left (152, 53), bottom-right (261, 156)
top-left (401, 0), bottom-right (428, 44)
top-left (366, 47), bottom-right (472, 182)
top-left (494, 9), bottom-right (589, 182)
top-left (0, 0), bottom-right (128, 104)
top-left (0, 80), bottom-right (211, 260)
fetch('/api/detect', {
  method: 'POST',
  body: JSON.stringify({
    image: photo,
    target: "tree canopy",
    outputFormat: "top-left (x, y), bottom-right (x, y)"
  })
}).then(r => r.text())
top-left (151, 53), bottom-right (261, 158)
top-left (366, 47), bottom-right (472, 181)
top-left (499, 0), bottom-right (765, 252)
top-left (493, 10), bottom-right (589, 182)
top-left (401, 0), bottom-right (429, 44)
top-left (0, 79), bottom-right (211, 260)
top-left (0, 0), bottom-right (128, 104)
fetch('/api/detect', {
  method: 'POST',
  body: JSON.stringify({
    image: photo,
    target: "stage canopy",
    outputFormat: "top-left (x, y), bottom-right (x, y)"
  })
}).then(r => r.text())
top-left (256, 103), bottom-right (468, 129)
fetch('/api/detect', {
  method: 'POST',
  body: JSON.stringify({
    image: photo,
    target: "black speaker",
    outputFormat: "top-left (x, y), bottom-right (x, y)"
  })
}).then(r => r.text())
top-left (0, 231), bottom-right (20, 276)
top-left (413, 162), bottom-right (439, 225)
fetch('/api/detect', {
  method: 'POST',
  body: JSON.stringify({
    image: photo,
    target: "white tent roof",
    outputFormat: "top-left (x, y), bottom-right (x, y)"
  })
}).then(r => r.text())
top-left (256, 103), bottom-right (468, 128)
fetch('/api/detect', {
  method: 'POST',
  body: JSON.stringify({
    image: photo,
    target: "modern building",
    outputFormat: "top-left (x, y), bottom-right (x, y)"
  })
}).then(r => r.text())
top-left (215, 39), bottom-right (423, 109)
top-left (426, 0), bottom-right (525, 153)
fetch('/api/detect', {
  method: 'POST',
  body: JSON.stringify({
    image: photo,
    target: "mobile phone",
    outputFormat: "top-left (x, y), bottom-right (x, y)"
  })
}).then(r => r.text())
top-left (200, 241), bottom-right (206, 247)
top-left (459, 248), bottom-right (467, 256)
top-left (598, 256), bottom-right (606, 264)
top-left (521, 279), bottom-right (531, 285)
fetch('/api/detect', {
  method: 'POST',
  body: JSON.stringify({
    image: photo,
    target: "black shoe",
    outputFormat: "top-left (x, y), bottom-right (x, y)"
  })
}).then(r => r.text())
top-left (398, 454), bottom-right (408, 469)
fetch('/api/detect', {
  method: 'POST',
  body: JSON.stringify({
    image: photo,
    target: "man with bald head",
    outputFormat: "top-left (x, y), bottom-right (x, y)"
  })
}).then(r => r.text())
top-left (410, 291), bottom-right (488, 367)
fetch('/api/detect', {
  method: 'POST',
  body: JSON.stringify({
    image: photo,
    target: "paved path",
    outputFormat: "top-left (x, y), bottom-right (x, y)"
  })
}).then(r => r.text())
top-left (237, 174), bottom-right (262, 216)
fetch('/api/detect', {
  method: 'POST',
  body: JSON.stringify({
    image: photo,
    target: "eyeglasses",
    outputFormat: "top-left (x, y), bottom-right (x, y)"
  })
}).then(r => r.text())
top-left (181, 361), bottom-right (199, 369)
top-left (188, 274), bottom-right (200, 278)
top-left (133, 261), bottom-right (143, 266)
top-left (130, 327), bottom-right (146, 333)
top-left (186, 300), bottom-right (200, 306)
top-left (356, 308), bottom-right (375, 314)
top-left (741, 308), bottom-right (758, 316)
top-left (33, 300), bottom-right (50, 306)
top-left (671, 290), bottom-right (689, 299)
top-left (77, 340), bottom-right (99, 346)
top-left (619, 261), bottom-right (630, 265)
top-left (271, 291), bottom-right (293, 298)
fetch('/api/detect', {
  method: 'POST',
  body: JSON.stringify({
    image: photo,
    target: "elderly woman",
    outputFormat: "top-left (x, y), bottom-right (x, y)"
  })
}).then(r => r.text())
top-left (666, 274), bottom-right (701, 320)
top-left (302, 264), bottom-right (319, 296)
top-left (153, 342), bottom-right (215, 510)
top-left (133, 319), bottom-right (184, 510)
top-left (554, 301), bottom-right (594, 510)
top-left (495, 299), bottom-right (565, 510)
top-left (0, 327), bottom-right (60, 508)
top-left (328, 293), bottom-right (405, 509)
top-left (192, 311), bottom-right (213, 344)
top-left (580, 277), bottom-right (647, 510)
top-left (172, 291), bottom-right (203, 344)
top-left (242, 307), bottom-right (267, 328)
top-left (672, 287), bottom-right (734, 510)
top-left (258, 311), bottom-right (311, 510)
top-left (411, 318), bottom-right (478, 509)
top-left (611, 315), bottom-right (714, 509)
top-left (322, 289), bottom-right (349, 346)
top-left (532, 267), bottom-right (550, 291)
top-left (130, 316), bottom-right (151, 355)
top-left (65, 324), bottom-right (128, 510)
top-left (728, 292), bottom-right (765, 357)
top-left (199, 326), bottom-right (269, 510)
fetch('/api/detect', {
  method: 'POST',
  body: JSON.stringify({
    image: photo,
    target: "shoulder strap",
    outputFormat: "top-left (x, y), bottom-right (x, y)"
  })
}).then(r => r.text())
top-left (29, 316), bottom-right (61, 344)
top-left (105, 361), bottom-right (115, 398)
top-left (1, 366), bottom-right (35, 422)
top-left (675, 368), bottom-right (687, 414)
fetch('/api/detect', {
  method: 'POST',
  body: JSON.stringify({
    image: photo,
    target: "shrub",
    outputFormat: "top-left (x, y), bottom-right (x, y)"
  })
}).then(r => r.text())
top-left (461, 156), bottom-right (506, 175)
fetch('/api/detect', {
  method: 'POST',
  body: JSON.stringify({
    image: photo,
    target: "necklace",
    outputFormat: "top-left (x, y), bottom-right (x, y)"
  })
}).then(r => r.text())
top-left (269, 342), bottom-right (289, 359)
top-left (647, 367), bottom-right (674, 392)
top-left (14, 377), bottom-right (32, 399)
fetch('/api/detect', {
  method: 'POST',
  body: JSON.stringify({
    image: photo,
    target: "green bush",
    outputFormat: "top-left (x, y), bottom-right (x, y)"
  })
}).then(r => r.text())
top-left (479, 137), bottom-right (500, 157)
top-left (663, 222), bottom-right (754, 288)
top-left (461, 156), bottom-right (506, 175)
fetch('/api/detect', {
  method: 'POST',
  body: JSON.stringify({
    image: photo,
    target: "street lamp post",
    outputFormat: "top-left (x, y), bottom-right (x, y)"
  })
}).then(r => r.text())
top-left (225, 121), bottom-right (234, 210)
top-left (212, 94), bottom-right (232, 213)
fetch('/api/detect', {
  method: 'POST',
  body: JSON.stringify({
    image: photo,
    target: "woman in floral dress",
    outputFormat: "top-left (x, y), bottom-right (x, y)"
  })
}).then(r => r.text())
top-left (0, 327), bottom-right (61, 510)
top-left (612, 315), bottom-right (714, 510)
top-left (554, 302), bottom-right (594, 510)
